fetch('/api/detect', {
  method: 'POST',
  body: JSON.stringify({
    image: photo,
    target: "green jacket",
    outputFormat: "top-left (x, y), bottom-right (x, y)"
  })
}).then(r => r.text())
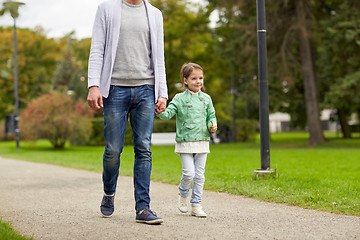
top-left (157, 89), bottom-right (217, 142)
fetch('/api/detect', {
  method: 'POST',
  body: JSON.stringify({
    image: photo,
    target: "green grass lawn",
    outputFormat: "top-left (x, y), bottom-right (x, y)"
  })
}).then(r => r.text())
top-left (0, 132), bottom-right (359, 217)
top-left (0, 218), bottom-right (32, 240)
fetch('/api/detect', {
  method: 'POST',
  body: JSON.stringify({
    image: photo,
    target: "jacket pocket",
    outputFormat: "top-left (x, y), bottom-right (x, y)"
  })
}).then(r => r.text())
top-left (179, 122), bottom-right (186, 134)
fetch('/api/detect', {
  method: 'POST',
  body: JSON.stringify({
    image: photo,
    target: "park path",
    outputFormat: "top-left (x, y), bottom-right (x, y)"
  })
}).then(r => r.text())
top-left (0, 157), bottom-right (359, 240)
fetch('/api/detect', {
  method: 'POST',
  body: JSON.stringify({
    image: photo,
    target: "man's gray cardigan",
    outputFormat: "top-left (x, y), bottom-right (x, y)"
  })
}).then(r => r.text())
top-left (88, 0), bottom-right (168, 101)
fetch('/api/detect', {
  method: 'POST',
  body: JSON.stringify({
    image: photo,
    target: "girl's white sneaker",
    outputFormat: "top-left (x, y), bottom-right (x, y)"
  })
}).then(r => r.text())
top-left (191, 205), bottom-right (207, 218)
top-left (177, 193), bottom-right (188, 213)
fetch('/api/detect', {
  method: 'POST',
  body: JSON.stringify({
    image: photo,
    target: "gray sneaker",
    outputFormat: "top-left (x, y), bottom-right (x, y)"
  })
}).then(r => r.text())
top-left (100, 194), bottom-right (114, 218)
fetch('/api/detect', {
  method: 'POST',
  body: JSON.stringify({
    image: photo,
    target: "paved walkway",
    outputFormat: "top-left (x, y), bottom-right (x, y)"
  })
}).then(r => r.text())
top-left (0, 157), bottom-right (359, 240)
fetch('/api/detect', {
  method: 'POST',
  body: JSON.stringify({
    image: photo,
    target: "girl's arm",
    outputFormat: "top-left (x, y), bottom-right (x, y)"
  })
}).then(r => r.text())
top-left (207, 97), bottom-right (217, 131)
top-left (157, 96), bottom-right (179, 120)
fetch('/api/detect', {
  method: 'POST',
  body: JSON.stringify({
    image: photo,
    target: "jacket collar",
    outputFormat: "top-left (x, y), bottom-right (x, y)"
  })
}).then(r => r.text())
top-left (184, 89), bottom-right (204, 102)
top-left (185, 88), bottom-right (203, 95)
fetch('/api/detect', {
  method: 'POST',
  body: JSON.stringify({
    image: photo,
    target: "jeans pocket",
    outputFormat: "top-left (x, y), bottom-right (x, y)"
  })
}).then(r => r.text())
top-left (109, 85), bottom-right (116, 95)
top-left (145, 85), bottom-right (154, 91)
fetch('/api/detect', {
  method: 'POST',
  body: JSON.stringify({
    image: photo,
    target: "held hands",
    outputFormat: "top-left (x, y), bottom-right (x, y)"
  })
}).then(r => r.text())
top-left (87, 86), bottom-right (103, 110)
top-left (155, 97), bottom-right (167, 113)
top-left (87, 88), bottom-right (166, 112)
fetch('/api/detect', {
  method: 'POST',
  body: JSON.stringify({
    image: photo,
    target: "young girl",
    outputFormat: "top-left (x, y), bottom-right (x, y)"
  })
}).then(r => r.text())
top-left (157, 62), bottom-right (217, 218)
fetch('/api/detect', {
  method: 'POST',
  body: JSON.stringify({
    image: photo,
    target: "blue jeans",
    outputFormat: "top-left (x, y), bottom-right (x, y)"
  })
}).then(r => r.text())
top-left (102, 85), bottom-right (155, 211)
top-left (178, 153), bottom-right (207, 206)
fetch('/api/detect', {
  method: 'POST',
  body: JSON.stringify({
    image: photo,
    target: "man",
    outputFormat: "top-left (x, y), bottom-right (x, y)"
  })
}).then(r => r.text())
top-left (87, 0), bottom-right (167, 225)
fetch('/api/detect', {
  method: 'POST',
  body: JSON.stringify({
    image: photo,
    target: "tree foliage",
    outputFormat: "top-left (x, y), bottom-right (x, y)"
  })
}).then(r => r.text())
top-left (53, 32), bottom-right (90, 100)
top-left (1, 0), bottom-right (359, 145)
top-left (205, 0), bottom-right (260, 123)
top-left (151, 0), bottom-right (223, 101)
top-left (0, 27), bottom-right (62, 118)
top-left (318, 1), bottom-right (360, 114)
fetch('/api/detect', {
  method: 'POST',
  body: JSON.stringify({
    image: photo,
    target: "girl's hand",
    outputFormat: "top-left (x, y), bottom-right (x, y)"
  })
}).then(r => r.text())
top-left (155, 97), bottom-right (167, 113)
top-left (209, 124), bottom-right (217, 133)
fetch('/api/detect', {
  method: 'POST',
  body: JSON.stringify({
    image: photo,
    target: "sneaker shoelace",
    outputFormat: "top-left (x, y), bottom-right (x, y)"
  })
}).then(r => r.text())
top-left (149, 209), bottom-right (158, 216)
top-left (140, 209), bottom-right (158, 217)
top-left (102, 196), bottom-right (114, 207)
top-left (179, 197), bottom-right (187, 207)
top-left (193, 206), bottom-right (205, 214)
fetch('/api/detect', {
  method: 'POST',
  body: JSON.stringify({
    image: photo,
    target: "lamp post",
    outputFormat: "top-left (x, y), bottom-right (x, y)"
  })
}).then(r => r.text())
top-left (254, 0), bottom-right (273, 178)
top-left (13, 17), bottom-right (20, 150)
top-left (0, 1), bottom-right (25, 150)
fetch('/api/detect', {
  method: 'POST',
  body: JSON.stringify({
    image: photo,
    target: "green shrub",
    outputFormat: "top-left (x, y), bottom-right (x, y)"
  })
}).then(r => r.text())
top-left (350, 124), bottom-right (360, 135)
top-left (88, 118), bottom-right (133, 146)
top-left (68, 100), bottom-right (95, 146)
top-left (88, 117), bottom-right (176, 146)
top-left (153, 117), bottom-right (257, 142)
top-left (68, 116), bottom-right (93, 146)
top-left (153, 118), bottom-right (176, 133)
top-left (217, 119), bottom-right (258, 142)
top-left (124, 121), bottom-right (133, 146)
top-left (236, 119), bottom-right (258, 142)
top-left (87, 118), bottom-right (105, 146)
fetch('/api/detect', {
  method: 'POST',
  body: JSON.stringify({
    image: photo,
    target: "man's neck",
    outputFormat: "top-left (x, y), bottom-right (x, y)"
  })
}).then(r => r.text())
top-left (123, 0), bottom-right (143, 5)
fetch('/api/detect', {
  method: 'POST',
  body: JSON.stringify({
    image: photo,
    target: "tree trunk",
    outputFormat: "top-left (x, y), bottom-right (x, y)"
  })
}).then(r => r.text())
top-left (337, 108), bottom-right (351, 138)
top-left (295, 0), bottom-right (325, 146)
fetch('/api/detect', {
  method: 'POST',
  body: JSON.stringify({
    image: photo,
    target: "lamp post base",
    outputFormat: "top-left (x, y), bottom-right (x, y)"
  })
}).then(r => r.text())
top-left (253, 169), bottom-right (277, 179)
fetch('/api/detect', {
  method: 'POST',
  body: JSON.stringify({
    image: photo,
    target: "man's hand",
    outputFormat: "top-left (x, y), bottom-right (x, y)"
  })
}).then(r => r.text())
top-left (155, 97), bottom-right (167, 113)
top-left (87, 86), bottom-right (103, 110)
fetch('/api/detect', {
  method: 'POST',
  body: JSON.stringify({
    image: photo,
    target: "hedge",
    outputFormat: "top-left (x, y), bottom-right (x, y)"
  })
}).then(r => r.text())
top-left (217, 119), bottom-right (258, 142)
top-left (88, 117), bottom-right (257, 146)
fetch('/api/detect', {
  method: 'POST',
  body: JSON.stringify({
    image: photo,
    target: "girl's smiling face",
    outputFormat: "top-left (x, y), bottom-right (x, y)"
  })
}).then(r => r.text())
top-left (184, 69), bottom-right (204, 93)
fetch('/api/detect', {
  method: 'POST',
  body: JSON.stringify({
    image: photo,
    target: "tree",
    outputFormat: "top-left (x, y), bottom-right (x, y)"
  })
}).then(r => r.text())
top-left (317, 0), bottom-right (360, 138)
top-left (54, 32), bottom-right (89, 100)
top-left (209, 0), bottom-right (328, 145)
top-left (258, 0), bottom-right (325, 145)
top-left (0, 27), bottom-right (62, 118)
top-left (151, 0), bottom-right (222, 101)
top-left (208, 0), bottom-right (260, 141)
top-left (295, 0), bottom-right (324, 145)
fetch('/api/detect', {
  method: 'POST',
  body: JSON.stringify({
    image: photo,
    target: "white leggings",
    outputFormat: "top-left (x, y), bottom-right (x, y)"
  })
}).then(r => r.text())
top-left (178, 153), bottom-right (207, 206)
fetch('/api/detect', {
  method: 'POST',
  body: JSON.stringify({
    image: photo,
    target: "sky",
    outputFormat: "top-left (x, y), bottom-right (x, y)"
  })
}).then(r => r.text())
top-left (0, 0), bottom-right (212, 39)
top-left (0, 0), bottom-right (107, 39)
